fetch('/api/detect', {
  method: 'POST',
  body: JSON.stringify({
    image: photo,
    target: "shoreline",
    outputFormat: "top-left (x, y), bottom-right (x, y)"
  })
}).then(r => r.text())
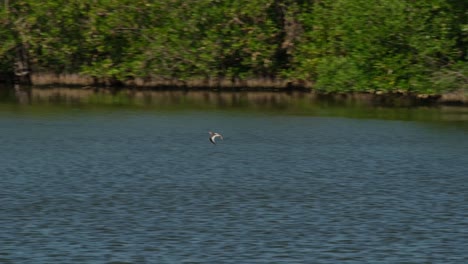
top-left (30, 73), bottom-right (309, 91)
top-left (1, 73), bottom-right (466, 107)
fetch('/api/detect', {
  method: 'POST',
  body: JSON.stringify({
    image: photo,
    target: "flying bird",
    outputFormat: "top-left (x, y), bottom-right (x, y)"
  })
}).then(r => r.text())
top-left (208, 131), bottom-right (223, 144)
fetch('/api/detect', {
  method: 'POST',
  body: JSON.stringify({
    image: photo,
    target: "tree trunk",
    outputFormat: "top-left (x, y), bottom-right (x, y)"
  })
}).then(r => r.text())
top-left (274, 0), bottom-right (302, 70)
top-left (14, 44), bottom-right (32, 86)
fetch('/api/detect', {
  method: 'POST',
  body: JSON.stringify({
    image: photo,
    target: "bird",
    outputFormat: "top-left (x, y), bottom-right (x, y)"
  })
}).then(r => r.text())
top-left (208, 131), bottom-right (223, 144)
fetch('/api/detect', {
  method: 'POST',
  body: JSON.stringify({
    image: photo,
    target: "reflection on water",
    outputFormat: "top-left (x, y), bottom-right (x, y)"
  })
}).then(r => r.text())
top-left (14, 85), bottom-right (32, 105)
top-left (1, 86), bottom-right (468, 122)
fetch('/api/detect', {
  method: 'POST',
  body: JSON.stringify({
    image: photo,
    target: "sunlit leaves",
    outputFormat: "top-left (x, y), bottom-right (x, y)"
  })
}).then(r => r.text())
top-left (291, 0), bottom-right (464, 92)
top-left (0, 0), bottom-right (466, 92)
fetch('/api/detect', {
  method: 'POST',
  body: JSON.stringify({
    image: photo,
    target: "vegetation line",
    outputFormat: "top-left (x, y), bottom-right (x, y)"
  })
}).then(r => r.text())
top-left (1, 0), bottom-right (467, 94)
top-left (30, 73), bottom-right (303, 90)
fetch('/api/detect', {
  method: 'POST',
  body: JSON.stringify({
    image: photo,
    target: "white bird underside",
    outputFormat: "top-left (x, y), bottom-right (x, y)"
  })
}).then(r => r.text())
top-left (209, 131), bottom-right (223, 144)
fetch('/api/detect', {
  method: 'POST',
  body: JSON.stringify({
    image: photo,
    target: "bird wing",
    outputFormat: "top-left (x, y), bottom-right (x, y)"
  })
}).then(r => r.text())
top-left (210, 134), bottom-right (223, 144)
top-left (210, 136), bottom-right (217, 144)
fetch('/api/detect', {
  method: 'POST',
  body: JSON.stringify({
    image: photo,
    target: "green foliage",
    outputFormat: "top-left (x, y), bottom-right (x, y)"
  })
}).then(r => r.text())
top-left (0, 1), bottom-right (18, 71)
top-left (290, 0), bottom-right (464, 92)
top-left (0, 0), bottom-right (466, 92)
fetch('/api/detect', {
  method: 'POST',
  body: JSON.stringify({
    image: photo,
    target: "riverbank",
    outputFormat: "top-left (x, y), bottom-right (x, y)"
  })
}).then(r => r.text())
top-left (31, 73), bottom-right (309, 91)
top-left (24, 73), bottom-right (467, 107)
top-left (1, 85), bottom-right (466, 110)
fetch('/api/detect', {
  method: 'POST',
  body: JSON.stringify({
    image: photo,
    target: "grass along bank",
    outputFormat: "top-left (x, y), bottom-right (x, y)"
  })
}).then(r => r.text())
top-left (3, 84), bottom-right (467, 109)
top-left (27, 73), bottom-right (468, 107)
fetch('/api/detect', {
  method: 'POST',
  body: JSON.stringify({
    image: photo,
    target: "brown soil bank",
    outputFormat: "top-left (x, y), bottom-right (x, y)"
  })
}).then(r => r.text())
top-left (28, 73), bottom-right (468, 107)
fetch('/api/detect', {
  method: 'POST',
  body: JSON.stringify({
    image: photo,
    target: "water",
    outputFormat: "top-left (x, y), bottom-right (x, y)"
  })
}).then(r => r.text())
top-left (1, 96), bottom-right (468, 263)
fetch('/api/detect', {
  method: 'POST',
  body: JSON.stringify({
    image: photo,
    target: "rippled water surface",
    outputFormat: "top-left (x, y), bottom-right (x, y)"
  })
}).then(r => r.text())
top-left (1, 100), bottom-right (468, 263)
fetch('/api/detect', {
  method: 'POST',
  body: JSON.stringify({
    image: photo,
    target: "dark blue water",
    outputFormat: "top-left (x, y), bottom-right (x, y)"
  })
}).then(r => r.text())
top-left (1, 109), bottom-right (467, 263)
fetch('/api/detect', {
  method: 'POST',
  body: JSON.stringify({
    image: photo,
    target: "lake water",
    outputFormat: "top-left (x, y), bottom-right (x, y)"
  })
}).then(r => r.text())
top-left (1, 89), bottom-right (468, 263)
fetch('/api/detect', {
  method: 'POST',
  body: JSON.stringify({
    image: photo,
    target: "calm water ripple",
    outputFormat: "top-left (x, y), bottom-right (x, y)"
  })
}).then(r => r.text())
top-left (1, 109), bottom-right (467, 263)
